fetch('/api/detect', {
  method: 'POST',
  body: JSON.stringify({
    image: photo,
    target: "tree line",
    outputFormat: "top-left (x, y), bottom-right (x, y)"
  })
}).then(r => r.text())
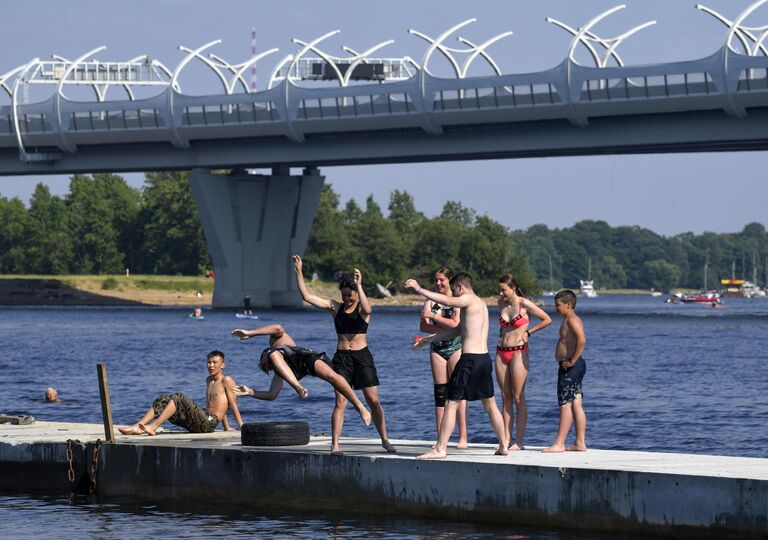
top-left (1, 172), bottom-right (766, 294)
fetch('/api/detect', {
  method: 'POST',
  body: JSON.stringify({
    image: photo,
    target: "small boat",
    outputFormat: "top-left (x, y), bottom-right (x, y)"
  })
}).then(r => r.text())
top-left (679, 291), bottom-right (720, 304)
top-left (740, 281), bottom-right (766, 298)
top-left (579, 280), bottom-right (598, 298)
top-left (235, 313), bottom-right (259, 320)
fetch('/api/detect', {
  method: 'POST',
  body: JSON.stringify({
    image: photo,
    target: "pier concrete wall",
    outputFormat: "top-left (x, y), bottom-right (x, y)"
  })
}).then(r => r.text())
top-left (2, 434), bottom-right (766, 539)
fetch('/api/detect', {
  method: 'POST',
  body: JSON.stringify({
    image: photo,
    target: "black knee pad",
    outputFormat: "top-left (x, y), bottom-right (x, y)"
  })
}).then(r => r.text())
top-left (434, 383), bottom-right (448, 407)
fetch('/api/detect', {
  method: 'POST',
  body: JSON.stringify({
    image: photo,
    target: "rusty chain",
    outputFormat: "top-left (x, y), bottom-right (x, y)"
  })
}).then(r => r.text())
top-left (89, 439), bottom-right (102, 497)
top-left (66, 439), bottom-right (76, 503)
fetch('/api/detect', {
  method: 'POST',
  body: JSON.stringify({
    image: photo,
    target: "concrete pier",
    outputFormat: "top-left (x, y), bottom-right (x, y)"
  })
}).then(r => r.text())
top-left (1, 422), bottom-right (766, 538)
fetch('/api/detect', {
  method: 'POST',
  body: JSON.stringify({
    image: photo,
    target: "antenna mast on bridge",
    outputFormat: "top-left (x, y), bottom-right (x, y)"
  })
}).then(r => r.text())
top-left (251, 26), bottom-right (257, 91)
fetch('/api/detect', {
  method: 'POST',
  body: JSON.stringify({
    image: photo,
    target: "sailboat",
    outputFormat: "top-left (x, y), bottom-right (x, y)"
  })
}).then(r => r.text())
top-left (542, 256), bottom-right (556, 296)
top-left (580, 258), bottom-right (598, 298)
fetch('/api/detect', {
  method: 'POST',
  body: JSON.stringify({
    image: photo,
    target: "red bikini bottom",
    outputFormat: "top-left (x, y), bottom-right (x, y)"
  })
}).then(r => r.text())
top-left (496, 343), bottom-right (528, 365)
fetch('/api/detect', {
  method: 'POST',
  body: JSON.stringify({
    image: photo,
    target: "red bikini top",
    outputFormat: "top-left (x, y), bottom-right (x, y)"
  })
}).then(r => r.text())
top-left (499, 301), bottom-right (529, 329)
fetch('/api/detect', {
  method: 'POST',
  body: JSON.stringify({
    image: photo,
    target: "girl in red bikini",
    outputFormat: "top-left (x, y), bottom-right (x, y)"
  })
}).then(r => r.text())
top-left (496, 275), bottom-right (552, 450)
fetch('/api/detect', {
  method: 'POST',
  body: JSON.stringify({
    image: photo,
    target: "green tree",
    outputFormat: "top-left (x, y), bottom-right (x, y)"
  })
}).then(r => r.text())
top-left (66, 174), bottom-right (124, 274)
top-left (304, 183), bottom-right (354, 278)
top-left (139, 171), bottom-right (210, 275)
top-left (26, 183), bottom-right (72, 274)
top-left (440, 201), bottom-right (475, 227)
top-left (644, 259), bottom-right (681, 292)
top-left (354, 195), bottom-right (406, 286)
top-left (0, 196), bottom-right (31, 273)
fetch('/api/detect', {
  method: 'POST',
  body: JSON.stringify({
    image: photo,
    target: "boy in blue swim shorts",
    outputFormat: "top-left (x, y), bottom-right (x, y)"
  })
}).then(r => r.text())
top-left (543, 289), bottom-right (588, 453)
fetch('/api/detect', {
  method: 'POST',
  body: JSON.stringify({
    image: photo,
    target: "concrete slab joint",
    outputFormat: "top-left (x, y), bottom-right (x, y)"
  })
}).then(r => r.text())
top-left (189, 167), bottom-right (324, 308)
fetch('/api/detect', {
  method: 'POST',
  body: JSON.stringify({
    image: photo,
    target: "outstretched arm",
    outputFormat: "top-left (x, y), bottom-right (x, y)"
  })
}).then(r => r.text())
top-left (413, 325), bottom-right (461, 350)
top-left (234, 375), bottom-right (285, 401)
top-left (224, 376), bottom-right (243, 429)
top-left (353, 267), bottom-right (372, 315)
top-left (404, 279), bottom-right (470, 308)
top-left (293, 255), bottom-right (335, 312)
top-left (231, 324), bottom-right (286, 341)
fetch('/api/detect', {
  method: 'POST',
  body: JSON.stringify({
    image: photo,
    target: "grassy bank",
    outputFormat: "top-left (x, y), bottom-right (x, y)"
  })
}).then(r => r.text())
top-left (0, 274), bottom-right (214, 306)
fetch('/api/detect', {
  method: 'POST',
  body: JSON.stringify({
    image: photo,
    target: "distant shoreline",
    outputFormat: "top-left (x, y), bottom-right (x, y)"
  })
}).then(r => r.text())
top-left (0, 275), bottom-right (673, 308)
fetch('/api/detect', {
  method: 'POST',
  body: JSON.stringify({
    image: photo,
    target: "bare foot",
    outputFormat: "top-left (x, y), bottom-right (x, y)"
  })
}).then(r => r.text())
top-left (330, 449), bottom-right (344, 456)
top-left (567, 443), bottom-right (588, 452)
top-left (139, 423), bottom-right (157, 436)
top-left (357, 407), bottom-right (372, 427)
top-left (417, 448), bottom-right (446, 460)
top-left (296, 386), bottom-right (309, 399)
top-left (118, 424), bottom-right (142, 436)
top-left (509, 443), bottom-right (525, 451)
top-left (494, 446), bottom-right (509, 456)
top-left (381, 440), bottom-right (397, 453)
top-left (542, 444), bottom-right (566, 453)
top-left (456, 440), bottom-right (469, 449)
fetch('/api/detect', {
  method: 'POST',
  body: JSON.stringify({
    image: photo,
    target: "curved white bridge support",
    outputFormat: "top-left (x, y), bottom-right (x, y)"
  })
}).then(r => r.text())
top-left (189, 167), bottom-right (325, 308)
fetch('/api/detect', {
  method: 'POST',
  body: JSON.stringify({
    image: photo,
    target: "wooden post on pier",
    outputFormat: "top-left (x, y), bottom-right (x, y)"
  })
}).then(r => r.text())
top-left (97, 363), bottom-right (115, 443)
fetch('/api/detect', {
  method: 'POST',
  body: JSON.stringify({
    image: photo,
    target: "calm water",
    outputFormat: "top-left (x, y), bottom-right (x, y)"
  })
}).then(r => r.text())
top-left (1, 295), bottom-right (766, 537)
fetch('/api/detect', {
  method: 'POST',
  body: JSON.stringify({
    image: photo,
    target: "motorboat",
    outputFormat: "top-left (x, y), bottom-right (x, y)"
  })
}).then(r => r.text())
top-left (579, 280), bottom-right (598, 298)
top-left (740, 281), bottom-right (767, 298)
top-left (679, 291), bottom-right (721, 304)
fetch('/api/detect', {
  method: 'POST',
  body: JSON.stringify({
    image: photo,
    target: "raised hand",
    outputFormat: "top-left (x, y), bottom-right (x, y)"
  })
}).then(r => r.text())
top-left (404, 278), bottom-right (420, 291)
top-left (292, 255), bottom-right (303, 274)
top-left (353, 267), bottom-right (362, 285)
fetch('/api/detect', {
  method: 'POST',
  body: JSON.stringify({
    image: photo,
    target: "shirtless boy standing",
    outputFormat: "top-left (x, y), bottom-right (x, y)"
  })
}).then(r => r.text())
top-left (118, 350), bottom-right (243, 436)
top-left (543, 290), bottom-right (588, 453)
top-left (405, 272), bottom-right (507, 459)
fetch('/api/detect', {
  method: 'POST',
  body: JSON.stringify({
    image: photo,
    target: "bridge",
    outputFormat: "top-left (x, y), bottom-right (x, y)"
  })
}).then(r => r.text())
top-left (3, 2), bottom-right (768, 306)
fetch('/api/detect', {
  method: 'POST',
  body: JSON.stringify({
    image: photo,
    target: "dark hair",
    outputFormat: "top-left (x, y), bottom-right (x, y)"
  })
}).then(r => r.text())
top-left (450, 272), bottom-right (473, 291)
top-left (207, 350), bottom-right (225, 361)
top-left (434, 266), bottom-right (454, 281)
top-left (498, 274), bottom-right (525, 297)
top-left (555, 289), bottom-right (577, 308)
top-left (338, 278), bottom-right (355, 291)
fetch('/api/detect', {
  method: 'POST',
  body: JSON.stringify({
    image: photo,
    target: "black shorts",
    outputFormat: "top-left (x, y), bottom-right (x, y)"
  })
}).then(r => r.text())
top-left (263, 346), bottom-right (331, 381)
top-left (447, 352), bottom-right (495, 401)
top-left (332, 347), bottom-right (380, 390)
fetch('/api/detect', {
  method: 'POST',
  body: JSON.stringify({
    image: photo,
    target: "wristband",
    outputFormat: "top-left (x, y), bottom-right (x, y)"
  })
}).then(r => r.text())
top-left (525, 330), bottom-right (531, 337)
top-left (416, 286), bottom-right (422, 294)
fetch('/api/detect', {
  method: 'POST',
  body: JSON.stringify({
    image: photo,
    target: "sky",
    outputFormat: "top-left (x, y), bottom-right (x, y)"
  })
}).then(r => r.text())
top-left (0, 0), bottom-right (766, 237)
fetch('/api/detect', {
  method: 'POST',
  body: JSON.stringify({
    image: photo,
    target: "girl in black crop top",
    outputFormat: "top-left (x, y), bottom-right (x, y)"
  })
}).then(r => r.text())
top-left (292, 255), bottom-right (396, 455)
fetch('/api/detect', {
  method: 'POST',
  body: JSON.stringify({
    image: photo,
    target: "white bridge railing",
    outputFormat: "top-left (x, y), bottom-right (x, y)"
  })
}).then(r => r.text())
top-left (3, 1), bottom-right (768, 161)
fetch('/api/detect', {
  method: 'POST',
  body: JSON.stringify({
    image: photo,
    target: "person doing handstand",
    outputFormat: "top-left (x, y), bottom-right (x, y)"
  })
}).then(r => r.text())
top-left (230, 324), bottom-right (371, 428)
top-left (543, 289), bottom-right (588, 453)
top-left (118, 350), bottom-right (242, 436)
top-left (406, 272), bottom-right (507, 459)
top-left (294, 255), bottom-right (395, 454)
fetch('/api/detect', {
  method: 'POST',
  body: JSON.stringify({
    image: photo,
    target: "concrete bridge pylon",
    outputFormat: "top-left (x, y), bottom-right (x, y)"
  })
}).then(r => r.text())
top-left (189, 167), bottom-right (324, 308)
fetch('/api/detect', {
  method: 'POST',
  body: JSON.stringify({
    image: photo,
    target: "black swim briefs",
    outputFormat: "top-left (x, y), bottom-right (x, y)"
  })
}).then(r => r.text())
top-left (447, 352), bottom-right (495, 401)
top-left (331, 347), bottom-right (380, 390)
